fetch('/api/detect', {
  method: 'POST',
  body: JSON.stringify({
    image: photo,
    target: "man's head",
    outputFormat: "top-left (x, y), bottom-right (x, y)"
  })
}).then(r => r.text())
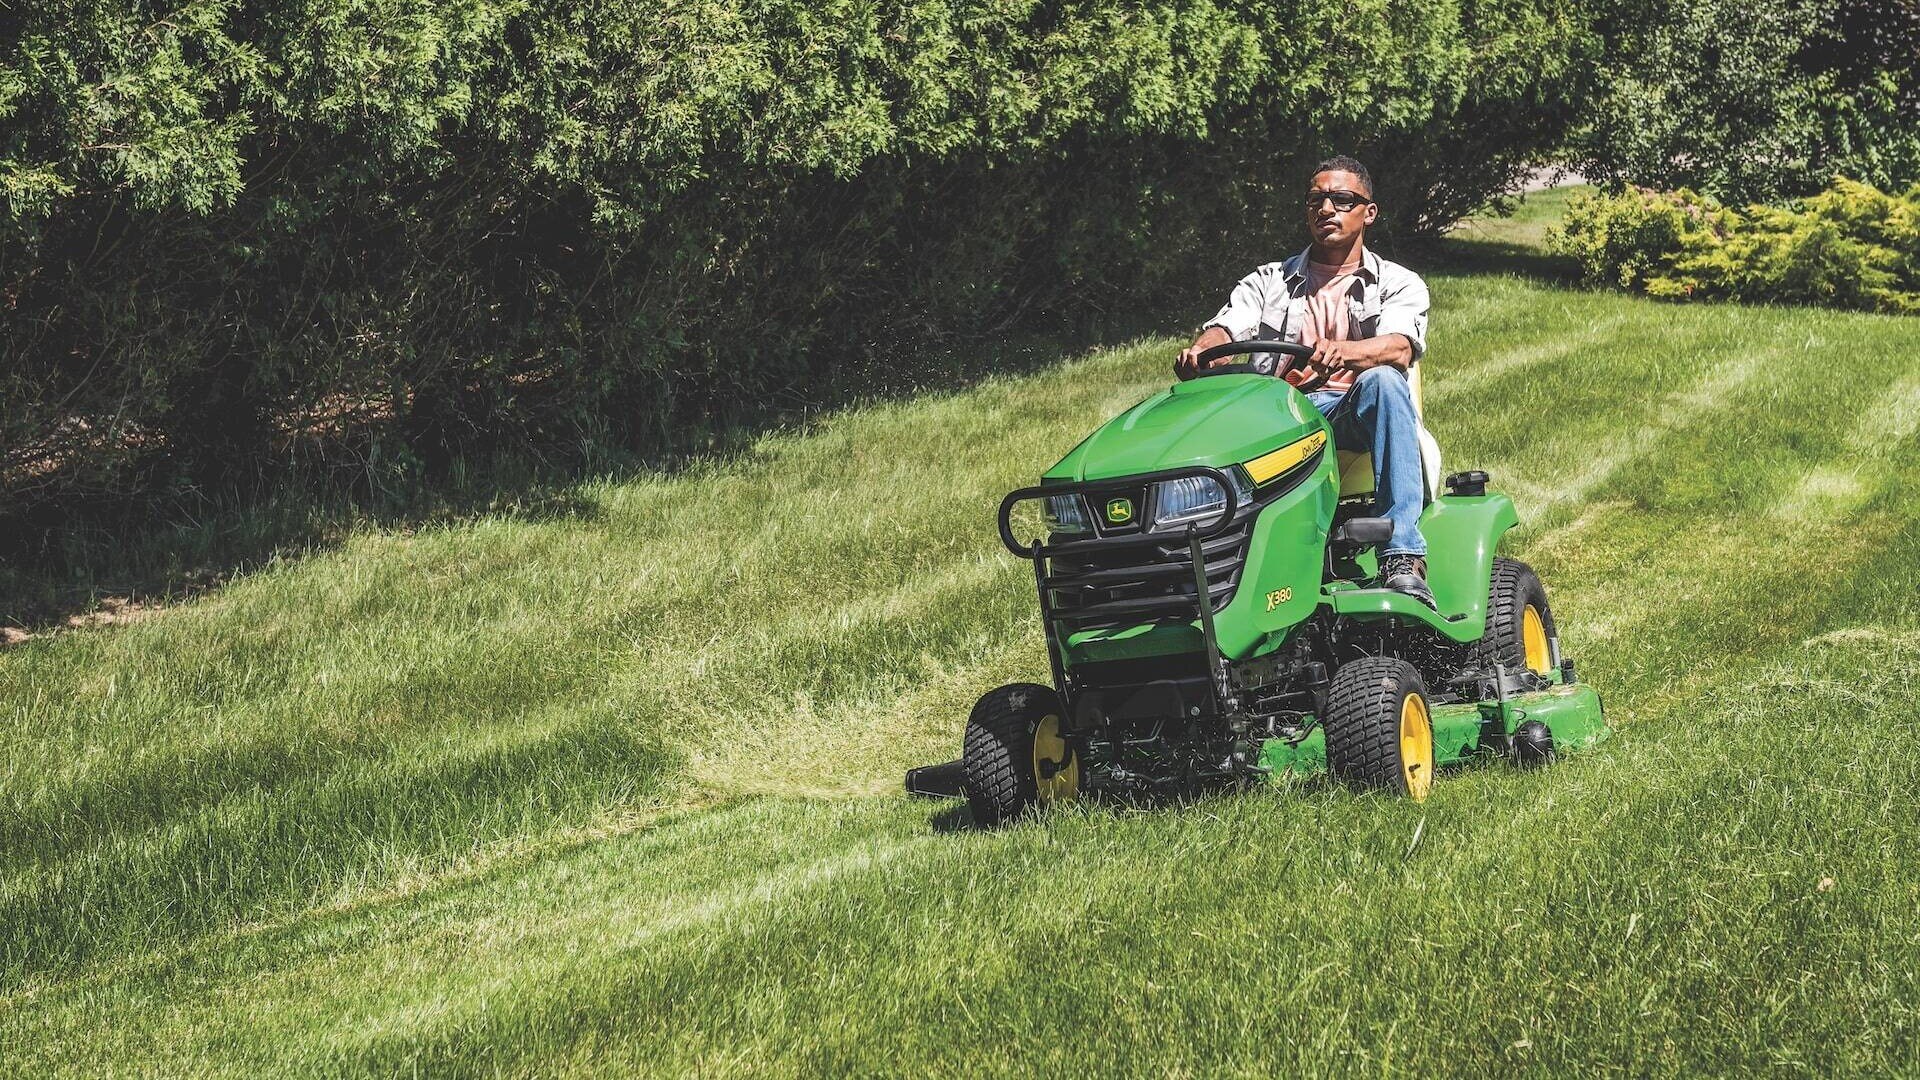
top-left (1306, 154), bottom-right (1377, 254)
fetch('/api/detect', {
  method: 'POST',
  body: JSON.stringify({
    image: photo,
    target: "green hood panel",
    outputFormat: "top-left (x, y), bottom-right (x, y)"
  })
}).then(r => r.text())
top-left (1045, 375), bottom-right (1323, 482)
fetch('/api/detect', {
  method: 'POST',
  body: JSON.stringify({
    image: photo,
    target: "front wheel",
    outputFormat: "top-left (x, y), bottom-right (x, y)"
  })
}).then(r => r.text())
top-left (1323, 657), bottom-right (1436, 801)
top-left (963, 683), bottom-right (1080, 826)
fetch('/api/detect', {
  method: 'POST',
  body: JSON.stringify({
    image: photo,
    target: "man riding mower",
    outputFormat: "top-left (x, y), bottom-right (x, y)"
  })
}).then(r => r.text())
top-left (906, 157), bottom-right (1608, 823)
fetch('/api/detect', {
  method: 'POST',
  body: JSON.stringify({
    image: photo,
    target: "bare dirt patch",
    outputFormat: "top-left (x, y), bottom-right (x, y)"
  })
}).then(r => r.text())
top-left (2, 577), bottom-right (223, 648)
top-left (63, 595), bottom-right (166, 630)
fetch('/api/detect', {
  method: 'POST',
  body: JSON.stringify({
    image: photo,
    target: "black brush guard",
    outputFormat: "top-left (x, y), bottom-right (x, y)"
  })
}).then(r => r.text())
top-left (998, 466), bottom-right (1249, 720)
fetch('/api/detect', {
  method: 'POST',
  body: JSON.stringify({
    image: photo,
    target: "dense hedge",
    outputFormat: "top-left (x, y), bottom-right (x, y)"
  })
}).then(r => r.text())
top-left (1, 1), bottom-right (1597, 523)
top-left (1547, 179), bottom-right (1920, 313)
top-left (1576, 0), bottom-right (1920, 204)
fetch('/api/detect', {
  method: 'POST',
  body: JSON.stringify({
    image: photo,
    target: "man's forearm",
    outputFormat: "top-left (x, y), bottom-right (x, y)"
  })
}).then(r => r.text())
top-left (1343, 334), bottom-right (1413, 371)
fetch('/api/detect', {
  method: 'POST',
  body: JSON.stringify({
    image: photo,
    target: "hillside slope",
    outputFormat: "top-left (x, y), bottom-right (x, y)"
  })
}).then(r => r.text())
top-left (4, 222), bottom-right (1919, 1074)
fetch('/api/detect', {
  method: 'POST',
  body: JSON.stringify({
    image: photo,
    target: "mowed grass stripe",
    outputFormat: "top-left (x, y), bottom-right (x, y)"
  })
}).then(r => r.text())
top-left (5, 247), bottom-right (1919, 1073)
top-left (7, 630), bottom-right (1913, 1076)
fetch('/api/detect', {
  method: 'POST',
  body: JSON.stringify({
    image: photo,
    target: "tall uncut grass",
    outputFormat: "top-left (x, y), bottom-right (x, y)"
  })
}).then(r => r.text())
top-left (3, 198), bottom-right (1918, 1075)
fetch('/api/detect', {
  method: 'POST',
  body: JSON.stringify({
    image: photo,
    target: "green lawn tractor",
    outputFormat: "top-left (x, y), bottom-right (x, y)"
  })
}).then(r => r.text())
top-left (906, 340), bottom-right (1607, 824)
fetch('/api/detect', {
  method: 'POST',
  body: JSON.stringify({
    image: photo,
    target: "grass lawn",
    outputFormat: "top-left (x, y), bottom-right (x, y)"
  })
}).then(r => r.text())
top-left (3, 199), bottom-right (1919, 1076)
top-left (1447, 184), bottom-right (1591, 251)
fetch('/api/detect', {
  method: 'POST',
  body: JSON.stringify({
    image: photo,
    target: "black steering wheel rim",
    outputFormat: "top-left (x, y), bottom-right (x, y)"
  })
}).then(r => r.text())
top-left (1186, 339), bottom-right (1326, 390)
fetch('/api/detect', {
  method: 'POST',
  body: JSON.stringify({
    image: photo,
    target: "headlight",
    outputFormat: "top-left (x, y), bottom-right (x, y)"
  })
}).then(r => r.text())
top-left (1150, 469), bottom-right (1254, 529)
top-left (1044, 494), bottom-right (1091, 534)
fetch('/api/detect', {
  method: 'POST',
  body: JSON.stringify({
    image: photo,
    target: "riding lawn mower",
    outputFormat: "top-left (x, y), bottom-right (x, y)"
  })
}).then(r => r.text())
top-left (906, 340), bottom-right (1608, 824)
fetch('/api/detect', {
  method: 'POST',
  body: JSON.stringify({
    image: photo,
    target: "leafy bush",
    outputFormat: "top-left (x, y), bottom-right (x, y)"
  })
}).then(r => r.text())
top-left (1575, 0), bottom-right (1920, 205)
top-left (1548, 178), bottom-right (1920, 312)
top-left (1, 1), bottom-right (1599, 530)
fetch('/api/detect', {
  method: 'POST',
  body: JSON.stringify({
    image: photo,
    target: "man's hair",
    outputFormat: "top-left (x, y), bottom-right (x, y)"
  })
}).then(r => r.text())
top-left (1311, 155), bottom-right (1373, 197)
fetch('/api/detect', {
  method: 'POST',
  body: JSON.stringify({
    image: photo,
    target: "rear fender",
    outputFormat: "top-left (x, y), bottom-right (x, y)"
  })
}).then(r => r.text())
top-left (1415, 493), bottom-right (1518, 641)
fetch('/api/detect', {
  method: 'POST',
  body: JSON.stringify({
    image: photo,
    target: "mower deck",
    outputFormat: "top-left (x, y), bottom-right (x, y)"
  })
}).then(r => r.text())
top-left (908, 681), bottom-right (1607, 800)
top-left (1258, 680), bottom-right (1607, 778)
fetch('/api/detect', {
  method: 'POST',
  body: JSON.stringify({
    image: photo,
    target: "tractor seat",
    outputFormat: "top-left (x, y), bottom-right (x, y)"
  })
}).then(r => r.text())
top-left (1335, 359), bottom-right (1444, 501)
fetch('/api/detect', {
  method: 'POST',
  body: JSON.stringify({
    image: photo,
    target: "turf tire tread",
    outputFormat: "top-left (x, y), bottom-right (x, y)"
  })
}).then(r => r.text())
top-left (1323, 657), bottom-right (1426, 794)
top-left (1479, 557), bottom-right (1554, 673)
top-left (963, 683), bottom-right (1056, 826)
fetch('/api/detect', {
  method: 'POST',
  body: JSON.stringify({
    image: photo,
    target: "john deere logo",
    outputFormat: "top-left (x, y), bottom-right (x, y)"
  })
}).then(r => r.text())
top-left (1105, 498), bottom-right (1134, 524)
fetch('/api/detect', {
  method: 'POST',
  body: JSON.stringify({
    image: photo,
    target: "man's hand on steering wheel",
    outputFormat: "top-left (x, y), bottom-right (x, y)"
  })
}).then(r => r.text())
top-left (1307, 338), bottom-right (1362, 381)
top-left (1176, 326), bottom-right (1233, 380)
top-left (1307, 336), bottom-right (1415, 382)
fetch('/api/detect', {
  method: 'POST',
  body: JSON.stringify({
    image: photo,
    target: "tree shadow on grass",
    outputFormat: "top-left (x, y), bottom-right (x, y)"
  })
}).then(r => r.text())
top-left (0, 471), bottom-right (609, 631)
top-left (0, 306), bottom-right (1185, 635)
top-left (0, 230), bottom-right (1583, 636)
top-left (1425, 235), bottom-right (1581, 285)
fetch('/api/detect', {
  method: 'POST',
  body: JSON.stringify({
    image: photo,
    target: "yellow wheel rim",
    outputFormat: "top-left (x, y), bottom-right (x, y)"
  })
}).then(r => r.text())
top-left (1032, 714), bottom-right (1080, 801)
top-left (1399, 693), bottom-right (1434, 802)
top-left (1522, 604), bottom-right (1552, 675)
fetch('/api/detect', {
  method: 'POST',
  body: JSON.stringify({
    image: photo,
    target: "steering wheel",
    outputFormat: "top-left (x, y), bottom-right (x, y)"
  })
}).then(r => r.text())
top-left (1183, 340), bottom-right (1329, 392)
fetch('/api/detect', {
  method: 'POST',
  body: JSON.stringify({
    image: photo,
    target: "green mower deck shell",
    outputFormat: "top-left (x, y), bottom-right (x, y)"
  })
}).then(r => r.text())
top-left (1489, 682), bottom-right (1610, 750)
top-left (1427, 701), bottom-right (1488, 762)
top-left (1259, 726), bottom-right (1328, 774)
top-left (1258, 683), bottom-right (1608, 778)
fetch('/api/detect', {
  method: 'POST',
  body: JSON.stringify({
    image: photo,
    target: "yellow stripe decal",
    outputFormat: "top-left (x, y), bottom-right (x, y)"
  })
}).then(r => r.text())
top-left (1244, 431), bottom-right (1327, 486)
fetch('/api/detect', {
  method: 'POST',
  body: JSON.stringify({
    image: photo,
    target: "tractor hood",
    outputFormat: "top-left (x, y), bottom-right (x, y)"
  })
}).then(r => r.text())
top-left (1043, 374), bottom-right (1325, 483)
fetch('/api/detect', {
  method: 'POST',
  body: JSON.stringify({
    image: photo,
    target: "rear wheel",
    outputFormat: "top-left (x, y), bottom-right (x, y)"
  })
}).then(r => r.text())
top-left (1323, 658), bottom-right (1435, 801)
top-left (1481, 558), bottom-right (1556, 676)
top-left (963, 683), bottom-right (1080, 826)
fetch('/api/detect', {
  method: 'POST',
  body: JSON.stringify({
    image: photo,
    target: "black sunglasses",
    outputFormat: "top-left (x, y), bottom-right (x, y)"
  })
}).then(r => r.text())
top-left (1306, 190), bottom-right (1373, 212)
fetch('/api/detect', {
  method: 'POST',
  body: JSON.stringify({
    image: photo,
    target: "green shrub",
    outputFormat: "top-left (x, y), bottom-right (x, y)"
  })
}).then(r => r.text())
top-left (1575, 0), bottom-right (1920, 205)
top-left (1549, 187), bottom-right (1731, 291)
top-left (1548, 178), bottom-right (1920, 312)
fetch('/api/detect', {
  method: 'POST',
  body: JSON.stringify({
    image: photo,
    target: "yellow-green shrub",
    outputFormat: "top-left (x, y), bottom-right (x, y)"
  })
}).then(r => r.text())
top-left (1548, 178), bottom-right (1920, 313)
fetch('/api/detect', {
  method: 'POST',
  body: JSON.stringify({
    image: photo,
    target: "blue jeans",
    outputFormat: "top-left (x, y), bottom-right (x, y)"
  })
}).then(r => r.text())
top-left (1309, 366), bottom-right (1427, 557)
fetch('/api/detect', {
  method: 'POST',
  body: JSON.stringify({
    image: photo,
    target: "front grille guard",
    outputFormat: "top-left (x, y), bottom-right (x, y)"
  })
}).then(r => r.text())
top-left (998, 466), bottom-right (1246, 719)
top-left (1043, 526), bottom-right (1250, 630)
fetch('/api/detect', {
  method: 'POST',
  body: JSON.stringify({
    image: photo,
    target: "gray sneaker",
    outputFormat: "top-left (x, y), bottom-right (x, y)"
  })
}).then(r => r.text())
top-left (1380, 554), bottom-right (1437, 610)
